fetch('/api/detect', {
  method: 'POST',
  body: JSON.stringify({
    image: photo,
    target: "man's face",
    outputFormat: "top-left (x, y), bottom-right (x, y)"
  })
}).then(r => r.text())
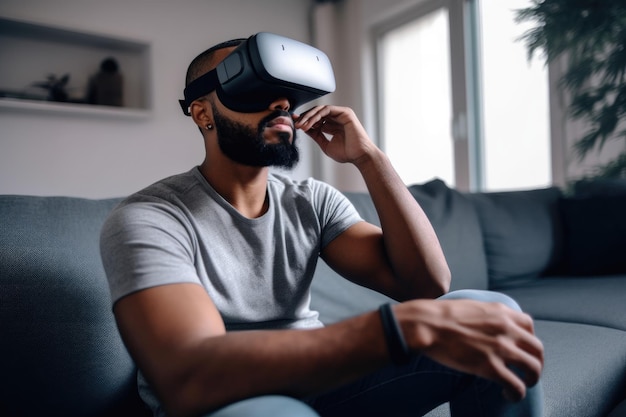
top-left (212, 104), bottom-right (300, 169)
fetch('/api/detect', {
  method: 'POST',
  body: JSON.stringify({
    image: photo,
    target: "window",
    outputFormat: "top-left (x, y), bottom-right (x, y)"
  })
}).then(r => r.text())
top-left (377, 5), bottom-right (454, 186)
top-left (375, 0), bottom-right (552, 191)
top-left (477, 0), bottom-right (551, 190)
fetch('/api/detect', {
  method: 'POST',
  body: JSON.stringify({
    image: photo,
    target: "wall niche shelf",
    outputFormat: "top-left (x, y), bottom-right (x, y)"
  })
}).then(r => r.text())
top-left (0, 16), bottom-right (152, 118)
top-left (0, 97), bottom-right (151, 120)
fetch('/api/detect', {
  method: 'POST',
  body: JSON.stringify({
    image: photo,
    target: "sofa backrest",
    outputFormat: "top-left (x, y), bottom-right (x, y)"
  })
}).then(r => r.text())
top-left (345, 179), bottom-right (490, 292)
top-left (0, 195), bottom-right (148, 417)
top-left (310, 179), bottom-right (489, 324)
top-left (407, 180), bottom-right (489, 291)
top-left (466, 187), bottom-right (564, 289)
top-left (559, 179), bottom-right (626, 276)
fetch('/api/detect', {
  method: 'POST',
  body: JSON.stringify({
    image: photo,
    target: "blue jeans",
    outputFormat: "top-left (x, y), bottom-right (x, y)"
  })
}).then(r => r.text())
top-left (203, 395), bottom-right (321, 417)
top-left (305, 290), bottom-right (544, 417)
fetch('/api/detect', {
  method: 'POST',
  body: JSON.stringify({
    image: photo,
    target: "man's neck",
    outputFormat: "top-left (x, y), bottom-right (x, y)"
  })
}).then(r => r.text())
top-left (199, 159), bottom-right (270, 219)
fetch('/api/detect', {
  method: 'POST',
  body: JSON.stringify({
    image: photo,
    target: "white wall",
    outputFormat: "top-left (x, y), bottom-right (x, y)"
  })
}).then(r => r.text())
top-left (1, 0), bottom-right (615, 199)
top-left (0, 0), bottom-right (313, 198)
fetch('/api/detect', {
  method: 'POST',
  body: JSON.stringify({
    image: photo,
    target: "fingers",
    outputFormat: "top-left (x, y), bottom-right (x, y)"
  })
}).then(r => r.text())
top-left (513, 325), bottom-right (544, 386)
top-left (504, 308), bottom-right (544, 383)
top-left (492, 360), bottom-right (527, 402)
top-left (407, 299), bottom-right (544, 403)
top-left (495, 360), bottom-right (542, 402)
top-left (294, 105), bottom-right (354, 132)
top-left (491, 333), bottom-right (543, 399)
top-left (293, 106), bottom-right (351, 158)
top-left (293, 104), bottom-right (377, 164)
top-left (487, 307), bottom-right (544, 400)
top-left (293, 105), bottom-right (324, 131)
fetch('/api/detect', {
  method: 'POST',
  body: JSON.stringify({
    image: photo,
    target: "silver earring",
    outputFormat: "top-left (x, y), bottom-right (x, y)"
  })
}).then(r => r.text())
top-left (206, 123), bottom-right (213, 130)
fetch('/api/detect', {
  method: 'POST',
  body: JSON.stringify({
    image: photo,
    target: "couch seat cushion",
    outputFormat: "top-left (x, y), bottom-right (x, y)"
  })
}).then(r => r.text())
top-left (534, 320), bottom-right (626, 417)
top-left (501, 275), bottom-right (626, 331)
top-left (427, 320), bottom-right (626, 417)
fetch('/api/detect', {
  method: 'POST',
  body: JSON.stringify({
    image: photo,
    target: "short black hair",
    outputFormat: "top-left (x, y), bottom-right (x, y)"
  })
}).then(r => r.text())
top-left (185, 38), bottom-right (246, 87)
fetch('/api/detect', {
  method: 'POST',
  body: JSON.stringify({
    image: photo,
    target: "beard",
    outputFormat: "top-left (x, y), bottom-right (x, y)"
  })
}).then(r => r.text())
top-left (212, 107), bottom-right (300, 169)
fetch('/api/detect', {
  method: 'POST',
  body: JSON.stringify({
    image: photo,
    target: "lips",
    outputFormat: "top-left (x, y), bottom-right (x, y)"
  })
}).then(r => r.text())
top-left (267, 116), bottom-right (294, 130)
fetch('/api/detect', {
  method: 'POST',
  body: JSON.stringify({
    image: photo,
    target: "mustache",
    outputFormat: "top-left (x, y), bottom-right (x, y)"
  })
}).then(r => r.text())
top-left (259, 110), bottom-right (293, 129)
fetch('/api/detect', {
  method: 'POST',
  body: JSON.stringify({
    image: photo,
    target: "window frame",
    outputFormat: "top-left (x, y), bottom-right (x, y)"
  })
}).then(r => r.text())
top-left (371, 0), bottom-right (564, 191)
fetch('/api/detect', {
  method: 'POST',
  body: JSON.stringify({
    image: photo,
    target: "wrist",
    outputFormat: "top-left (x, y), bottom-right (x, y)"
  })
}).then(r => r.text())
top-left (393, 301), bottom-right (437, 353)
top-left (379, 303), bottom-right (412, 365)
top-left (352, 146), bottom-right (386, 171)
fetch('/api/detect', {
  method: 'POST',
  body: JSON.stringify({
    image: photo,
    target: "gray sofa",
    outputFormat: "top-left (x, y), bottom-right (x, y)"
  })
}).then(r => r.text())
top-left (1, 178), bottom-right (625, 417)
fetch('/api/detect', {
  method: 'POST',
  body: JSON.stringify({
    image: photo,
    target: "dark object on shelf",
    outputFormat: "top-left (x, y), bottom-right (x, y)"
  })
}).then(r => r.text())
top-left (87, 57), bottom-right (123, 107)
top-left (32, 73), bottom-right (71, 102)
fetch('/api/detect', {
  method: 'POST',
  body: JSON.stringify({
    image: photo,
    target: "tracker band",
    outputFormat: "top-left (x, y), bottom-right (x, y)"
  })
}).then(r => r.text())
top-left (179, 70), bottom-right (220, 116)
top-left (379, 303), bottom-right (411, 365)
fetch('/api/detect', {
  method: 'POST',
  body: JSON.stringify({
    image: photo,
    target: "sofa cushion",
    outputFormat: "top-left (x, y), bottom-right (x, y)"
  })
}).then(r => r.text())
top-left (466, 187), bottom-right (563, 289)
top-left (343, 191), bottom-right (381, 227)
top-left (344, 179), bottom-right (488, 291)
top-left (311, 259), bottom-right (395, 324)
top-left (533, 320), bottom-right (626, 417)
top-left (313, 179), bottom-right (488, 322)
top-left (560, 195), bottom-right (626, 275)
top-left (344, 179), bottom-right (488, 292)
top-left (407, 180), bottom-right (488, 291)
top-left (424, 320), bottom-right (626, 417)
top-left (0, 195), bottom-right (148, 417)
top-left (500, 275), bottom-right (626, 331)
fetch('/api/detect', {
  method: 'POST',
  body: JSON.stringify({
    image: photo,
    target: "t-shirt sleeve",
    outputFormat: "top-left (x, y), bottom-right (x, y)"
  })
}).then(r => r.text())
top-left (100, 199), bottom-right (201, 305)
top-left (310, 180), bottom-right (363, 249)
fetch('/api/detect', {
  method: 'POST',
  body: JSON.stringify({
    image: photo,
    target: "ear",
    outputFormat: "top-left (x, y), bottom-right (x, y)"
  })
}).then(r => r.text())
top-left (190, 98), bottom-right (213, 131)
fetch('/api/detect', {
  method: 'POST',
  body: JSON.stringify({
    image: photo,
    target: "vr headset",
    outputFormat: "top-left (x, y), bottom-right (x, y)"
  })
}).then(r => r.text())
top-left (179, 32), bottom-right (336, 115)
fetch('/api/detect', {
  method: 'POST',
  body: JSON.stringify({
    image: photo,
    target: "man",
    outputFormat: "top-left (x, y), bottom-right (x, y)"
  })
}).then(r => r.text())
top-left (100, 36), bottom-right (544, 417)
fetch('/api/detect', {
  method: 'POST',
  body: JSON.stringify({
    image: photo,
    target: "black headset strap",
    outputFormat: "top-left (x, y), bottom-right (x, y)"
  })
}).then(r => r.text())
top-left (178, 69), bottom-right (219, 116)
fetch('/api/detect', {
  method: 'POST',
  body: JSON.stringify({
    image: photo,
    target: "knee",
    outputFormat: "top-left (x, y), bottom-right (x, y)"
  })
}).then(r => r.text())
top-left (205, 395), bottom-right (321, 417)
top-left (439, 289), bottom-right (522, 312)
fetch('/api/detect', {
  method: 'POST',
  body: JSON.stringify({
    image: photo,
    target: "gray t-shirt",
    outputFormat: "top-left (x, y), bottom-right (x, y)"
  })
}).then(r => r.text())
top-left (100, 167), bottom-right (362, 416)
top-left (100, 167), bottom-right (362, 330)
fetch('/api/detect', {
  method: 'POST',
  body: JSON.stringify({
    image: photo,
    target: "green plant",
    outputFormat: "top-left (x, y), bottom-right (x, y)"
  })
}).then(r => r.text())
top-left (516, 0), bottom-right (626, 179)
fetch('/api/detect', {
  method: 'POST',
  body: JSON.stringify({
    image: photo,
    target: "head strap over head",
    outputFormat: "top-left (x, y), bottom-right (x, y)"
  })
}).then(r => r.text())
top-left (179, 70), bottom-right (219, 116)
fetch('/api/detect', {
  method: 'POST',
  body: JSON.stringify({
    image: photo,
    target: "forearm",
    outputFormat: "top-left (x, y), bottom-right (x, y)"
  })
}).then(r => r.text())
top-left (354, 148), bottom-right (450, 299)
top-left (162, 312), bottom-right (388, 417)
top-left (296, 104), bottom-right (449, 296)
top-left (160, 296), bottom-right (543, 417)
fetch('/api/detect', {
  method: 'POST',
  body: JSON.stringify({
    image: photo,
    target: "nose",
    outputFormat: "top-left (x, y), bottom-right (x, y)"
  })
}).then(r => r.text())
top-left (268, 97), bottom-right (290, 112)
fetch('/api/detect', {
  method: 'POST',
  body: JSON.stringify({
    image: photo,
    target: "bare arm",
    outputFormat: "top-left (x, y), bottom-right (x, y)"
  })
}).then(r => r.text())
top-left (114, 283), bottom-right (389, 417)
top-left (293, 105), bottom-right (542, 399)
top-left (295, 106), bottom-right (450, 300)
top-left (114, 283), bottom-right (542, 417)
